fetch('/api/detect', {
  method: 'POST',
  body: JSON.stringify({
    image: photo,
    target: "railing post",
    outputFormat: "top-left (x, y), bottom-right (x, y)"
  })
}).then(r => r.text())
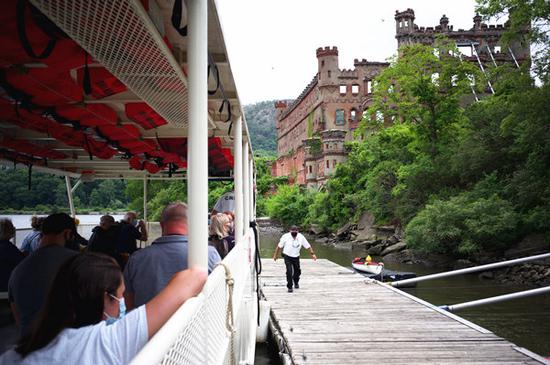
top-left (187, 0), bottom-right (208, 270)
top-left (249, 157), bottom-right (255, 220)
top-left (234, 117), bottom-right (243, 244)
top-left (65, 175), bottom-right (76, 218)
top-left (143, 177), bottom-right (148, 222)
top-left (242, 141), bottom-right (250, 233)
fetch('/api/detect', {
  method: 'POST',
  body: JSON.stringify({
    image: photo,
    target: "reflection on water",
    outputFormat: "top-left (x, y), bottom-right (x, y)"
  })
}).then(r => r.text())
top-left (257, 228), bottom-right (550, 358)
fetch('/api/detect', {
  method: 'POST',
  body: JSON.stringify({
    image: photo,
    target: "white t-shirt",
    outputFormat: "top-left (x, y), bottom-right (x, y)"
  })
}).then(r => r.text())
top-left (213, 191), bottom-right (235, 213)
top-left (0, 305), bottom-right (148, 365)
top-left (278, 232), bottom-right (311, 258)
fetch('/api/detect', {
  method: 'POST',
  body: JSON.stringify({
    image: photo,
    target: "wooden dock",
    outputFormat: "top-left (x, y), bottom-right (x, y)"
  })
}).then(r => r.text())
top-left (260, 259), bottom-right (548, 365)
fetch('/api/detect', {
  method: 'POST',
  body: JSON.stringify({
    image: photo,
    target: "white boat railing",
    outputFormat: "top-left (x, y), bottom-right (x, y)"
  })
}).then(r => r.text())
top-left (130, 227), bottom-right (258, 365)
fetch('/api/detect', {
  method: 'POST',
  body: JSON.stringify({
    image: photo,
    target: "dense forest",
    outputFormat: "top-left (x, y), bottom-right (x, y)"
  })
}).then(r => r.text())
top-left (0, 169), bottom-right (129, 213)
top-left (243, 100), bottom-right (278, 156)
top-left (264, 0), bottom-right (550, 259)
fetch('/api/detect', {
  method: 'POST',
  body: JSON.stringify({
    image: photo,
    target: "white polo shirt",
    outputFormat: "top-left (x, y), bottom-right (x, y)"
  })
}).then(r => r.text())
top-left (278, 232), bottom-right (310, 258)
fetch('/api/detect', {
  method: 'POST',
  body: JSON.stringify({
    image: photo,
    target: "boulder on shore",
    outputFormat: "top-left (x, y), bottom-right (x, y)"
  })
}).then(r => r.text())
top-left (381, 241), bottom-right (407, 256)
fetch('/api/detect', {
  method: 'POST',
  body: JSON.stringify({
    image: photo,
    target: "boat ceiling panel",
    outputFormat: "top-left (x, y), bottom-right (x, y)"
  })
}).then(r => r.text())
top-left (0, 0), bottom-right (248, 179)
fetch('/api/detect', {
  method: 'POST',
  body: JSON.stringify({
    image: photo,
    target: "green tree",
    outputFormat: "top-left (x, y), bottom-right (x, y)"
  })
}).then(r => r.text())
top-left (476, 0), bottom-right (550, 81)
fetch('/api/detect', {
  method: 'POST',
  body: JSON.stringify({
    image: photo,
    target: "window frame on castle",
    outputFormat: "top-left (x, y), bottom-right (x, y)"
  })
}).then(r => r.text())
top-left (367, 80), bottom-right (372, 94)
top-left (351, 84), bottom-right (359, 95)
top-left (328, 70), bottom-right (331, 78)
top-left (308, 165), bottom-right (313, 174)
top-left (350, 109), bottom-right (357, 121)
top-left (326, 160), bottom-right (329, 169)
top-left (339, 84), bottom-right (347, 95)
top-left (335, 109), bottom-right (345, 126)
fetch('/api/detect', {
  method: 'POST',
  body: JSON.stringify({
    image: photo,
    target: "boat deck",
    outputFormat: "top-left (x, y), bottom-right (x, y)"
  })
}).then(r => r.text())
top-left (260, 259), bottom-right (547, 364)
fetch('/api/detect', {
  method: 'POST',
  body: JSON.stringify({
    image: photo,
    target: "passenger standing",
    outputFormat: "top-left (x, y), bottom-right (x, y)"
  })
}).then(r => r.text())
top-left (0, 253), bottom-right (207, 364)
top-left (20, 216), bottom-right (44, 254)
top-left (0, 219), bottom-right (24, 292)
top-left (116, 212), bottom-right (147, 259)
top-left (208, 213), bottom-right (235, 259)
top-left (88, 215), bottom-right (122, 265)
top-left (272, 225), bottom-right (317, 293)
top-left (124, 202), bottom-right (220, 309)
top-left (8, 213), bottom-right (78, 336)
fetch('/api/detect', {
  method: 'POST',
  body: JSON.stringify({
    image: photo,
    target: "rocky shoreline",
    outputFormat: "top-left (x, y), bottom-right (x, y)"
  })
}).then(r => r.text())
top-left (259, 214), bottom-right (550, 287)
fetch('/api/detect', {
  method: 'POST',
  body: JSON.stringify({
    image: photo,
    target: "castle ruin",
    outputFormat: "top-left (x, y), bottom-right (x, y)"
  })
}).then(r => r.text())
top-left (273, 9), bottom-right (530, 189)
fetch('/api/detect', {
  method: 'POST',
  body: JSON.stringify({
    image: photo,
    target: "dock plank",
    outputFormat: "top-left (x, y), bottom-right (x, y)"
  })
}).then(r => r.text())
top-left (260, 259), bottom-right (546, 364)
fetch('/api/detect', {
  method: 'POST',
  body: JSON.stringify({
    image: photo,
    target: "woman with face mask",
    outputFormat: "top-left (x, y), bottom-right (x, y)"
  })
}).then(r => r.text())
top-left (0, 252), bottom-right (206, 364)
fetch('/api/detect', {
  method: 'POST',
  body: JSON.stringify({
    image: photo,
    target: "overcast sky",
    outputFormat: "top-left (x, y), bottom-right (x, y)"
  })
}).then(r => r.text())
top-left (216, 0), bottom-right (506, 105)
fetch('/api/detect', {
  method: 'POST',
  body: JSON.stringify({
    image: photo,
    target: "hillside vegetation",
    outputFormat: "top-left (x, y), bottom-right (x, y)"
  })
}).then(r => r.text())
top-left (263, 0), bottom-right (550, 259)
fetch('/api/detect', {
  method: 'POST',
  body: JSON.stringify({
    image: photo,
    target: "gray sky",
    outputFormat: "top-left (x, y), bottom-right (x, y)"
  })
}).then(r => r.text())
top-left (216, 0), bottom-right (503, 105)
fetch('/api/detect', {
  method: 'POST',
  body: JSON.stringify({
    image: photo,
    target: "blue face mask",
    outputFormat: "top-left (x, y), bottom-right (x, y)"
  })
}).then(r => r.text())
top-left (104, 294), bottom-right (126, 325)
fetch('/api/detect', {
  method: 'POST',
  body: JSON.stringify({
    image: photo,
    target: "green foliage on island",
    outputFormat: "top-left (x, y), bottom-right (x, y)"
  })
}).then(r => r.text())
top-left (263, 2), bottom-right (550, 259)
top-left (0, 169), bottom-right (129, 213)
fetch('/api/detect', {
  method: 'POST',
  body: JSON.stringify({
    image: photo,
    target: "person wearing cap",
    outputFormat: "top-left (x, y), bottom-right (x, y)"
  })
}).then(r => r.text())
top-left (272, 225), bottom-right (317, 293)
top-left (8, 213), bottom-right (78, 337)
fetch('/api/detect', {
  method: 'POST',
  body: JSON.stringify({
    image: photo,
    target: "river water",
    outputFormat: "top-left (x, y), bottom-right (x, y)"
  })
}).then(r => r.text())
top-left (256, 228), bottom-right (550, 361)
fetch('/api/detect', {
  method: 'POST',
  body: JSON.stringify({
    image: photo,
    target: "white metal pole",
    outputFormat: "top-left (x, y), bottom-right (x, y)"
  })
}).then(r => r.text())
top-left (249, 157), bottom-right (255, 220)
top-left (442, 286), bottom-right (550, 312)
top-left (70, 179), bottom-right (82, 194)
top-left (143, 177), bottom-right (148, 222)
top-left (242, 141), bottom-right (250, 234)
top-left (391, 252), bottom-right (550, 287)
top-left (187, 0), bottom-right (208, 270)
top-left (234, 117), bottom-right (243, 244)
top-left (65, 176), bottom-right (76, 218)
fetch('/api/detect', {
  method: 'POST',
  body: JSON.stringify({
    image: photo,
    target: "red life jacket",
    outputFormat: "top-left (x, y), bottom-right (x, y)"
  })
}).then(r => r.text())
top-left (0, 136), bottom-right (67, 160)
top-left (118, 139), bottom-right (157, 154)
top-left (55, 104), bottom-right (118, 127)
top-left (5, 68), bottom-right (82, 106)
top-left (98, 124), bottom-right (141, 141)
top-left (125, 102), bottom-right (167, 130)
top-left (83, 136), bottom-right (117, 159)
top-left (76, 67), bottom-right (127, 99)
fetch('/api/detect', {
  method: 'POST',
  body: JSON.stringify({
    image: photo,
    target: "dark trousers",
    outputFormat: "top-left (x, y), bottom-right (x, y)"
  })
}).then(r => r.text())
top-left (283, 254), bottom-right (301, 289)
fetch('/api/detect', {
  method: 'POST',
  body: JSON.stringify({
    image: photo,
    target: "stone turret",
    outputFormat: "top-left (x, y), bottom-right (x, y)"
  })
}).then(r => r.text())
top-left (440, 14), bottom-right (449, 31)
top-left (395, 8), bottom-right (415, 35)
top-left (473, 14), bottom-right (482, 30)
top-left (316, 46), bottom-right (339, 87)
top-left (274, 100), bottom-right (287, 120)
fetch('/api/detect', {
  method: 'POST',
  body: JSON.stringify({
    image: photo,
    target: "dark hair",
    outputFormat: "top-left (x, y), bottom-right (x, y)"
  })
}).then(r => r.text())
top-left (41, 213), bottom-right (76, 235)
top-left (30, 216), bottom-right (45, 230)
top-left (16, 253), bottom-right (122, 357)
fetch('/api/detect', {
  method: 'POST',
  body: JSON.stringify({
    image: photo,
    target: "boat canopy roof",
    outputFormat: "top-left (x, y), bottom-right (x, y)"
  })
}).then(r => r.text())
top-left (0, 0), bottom-right (250, 180)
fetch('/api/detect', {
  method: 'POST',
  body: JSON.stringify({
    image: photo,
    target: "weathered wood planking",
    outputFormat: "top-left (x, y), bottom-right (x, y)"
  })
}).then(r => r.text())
top-left (260, 259), bottom-right (547, 365)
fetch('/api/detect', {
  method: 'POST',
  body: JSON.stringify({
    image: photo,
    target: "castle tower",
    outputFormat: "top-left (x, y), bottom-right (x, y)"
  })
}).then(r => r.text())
top-left (395, 8), bottom-right (415, 35)
top-left (316, 46), bottom-right (339, 87)
top-left (440, 14), bottom-right (449, 31)
top-left (274, 100), bottom-right (288, 120)
top-left (321, 130), bottom-right (347, 177)
top-left (473, 14), bottom-right (482, 30)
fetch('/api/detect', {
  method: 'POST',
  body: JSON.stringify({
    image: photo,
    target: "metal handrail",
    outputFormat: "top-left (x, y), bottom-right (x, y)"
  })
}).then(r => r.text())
top-left (440, 286), bottom-right (550, 312)
top-left (390, 252), bottom-right (550, 287)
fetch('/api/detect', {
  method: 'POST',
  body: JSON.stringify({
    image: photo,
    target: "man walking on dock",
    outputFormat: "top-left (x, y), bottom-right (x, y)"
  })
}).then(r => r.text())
top-left (273, 225), bottom-right (316, 293)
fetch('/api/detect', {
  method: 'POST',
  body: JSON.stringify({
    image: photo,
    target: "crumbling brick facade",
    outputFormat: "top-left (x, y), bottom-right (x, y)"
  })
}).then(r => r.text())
top-left (395, 9), bottom-right (529, 66)
top-left (274, 9), bottom-right (529, 188)
top-left (273, 47), bottom-right (387, 188)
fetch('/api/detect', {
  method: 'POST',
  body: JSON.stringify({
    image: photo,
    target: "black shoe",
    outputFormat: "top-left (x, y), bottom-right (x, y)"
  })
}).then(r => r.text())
top-left (294, 283), bottom-right (300, 289)
top-left (288, 288), bottom-right (293, 293)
